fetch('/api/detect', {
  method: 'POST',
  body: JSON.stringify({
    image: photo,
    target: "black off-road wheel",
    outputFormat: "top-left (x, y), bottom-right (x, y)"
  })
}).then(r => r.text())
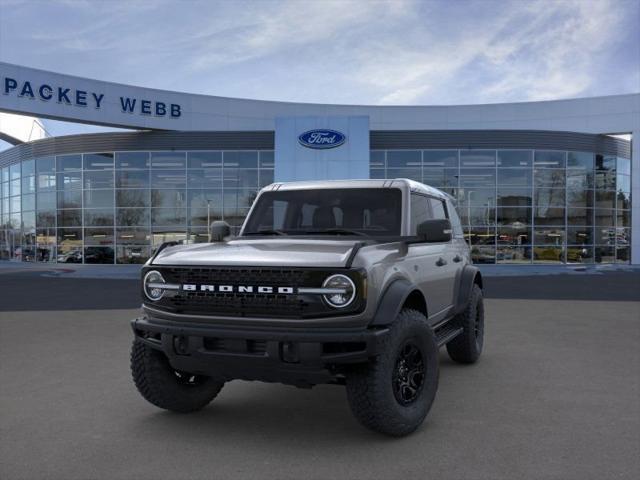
top-left (446, 283), bottom-right (484, 364)
top-left (345, 309), bottom-right (439, 437)
top-left (131, 340), bottom-right (224, 413)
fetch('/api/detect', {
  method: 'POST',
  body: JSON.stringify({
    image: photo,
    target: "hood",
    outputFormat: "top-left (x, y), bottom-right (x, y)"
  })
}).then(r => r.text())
top-left (151, 238), bottom-right (362, 268)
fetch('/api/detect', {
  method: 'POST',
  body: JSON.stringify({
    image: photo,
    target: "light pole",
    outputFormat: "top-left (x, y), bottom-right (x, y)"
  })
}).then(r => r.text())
top-left (207, 200), bottom-right (211, 243)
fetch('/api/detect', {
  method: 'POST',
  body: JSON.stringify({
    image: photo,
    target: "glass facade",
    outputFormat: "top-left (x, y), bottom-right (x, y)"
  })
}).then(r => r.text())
top-left (0, 150), bottom-right (274, 264)
top-left (0, 147), bottom-right (631, 265)
top-left (370, 149), bottom-right (632, 264)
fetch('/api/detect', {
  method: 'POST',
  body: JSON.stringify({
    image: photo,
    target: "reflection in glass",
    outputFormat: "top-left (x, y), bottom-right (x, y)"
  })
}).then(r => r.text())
top-left (84, 209), bottom-right (115, 226)
top-left (84, 246), bottom-right (114, 264)
top-left (470, 246), bottom-right (496, 264)
top-left (387, 150), bottom-right (421, 167)
top-left (116, 228), bottom-right (150, 245)
top-left (151, 208), bottom-right (187, 226)
top-left (566, 169), bottom-right (593, 189)
top-left (151, 189), bottom-right (185, 208)
top-left (460, 151), bottom-right (495, 167)
top-left (150, 152), bottom-right (185, 169)
top-left (85, 229), bottom-right (114, 250)
top-left (497, 188), bottom-right (532, 206)
top-left (57, 209), bottom-right (82, 227)
top-left (497, 169), bottom-right (531, 186)
top-left (498, 225), bottom-right (531, 245)
top-left (497, 207), bottom-right (531, 225)
top-left (534, 227), bottom-right (565, 245)
top-left (386, 168), bottom-right (421, 180)
top-left (151, 170), bottom-right (186, 188)
top-left (534, 151), bottom-right (565, 168)
top-left (36, 210), bottom-right (55, 228)
top-left (534, 206), bottom-right (565, 226)
top-left (460, 207), bottom-right (495, 226)
top-left (84, 170), bottom-right (114, 189)
top-left (83, 153), bottom-right (114, 170)
top-left (223, 151), bottom-right (258, 168)
top-left (616, 210), bottom-right (630, 228)
top-left (57, 171), bottom-right (82, 190)
top-left (566, 246), bottom-right (593, 263)
top-left (22, 159), bottom-right (35, 176)
top-left (116, 152), bottom-right (149, 169)
top-left (117, 208), bottom-right (150, 226)
top-left (615, 246), bottom-right (630, 263)
top-left (222, 169), bottom-right (259, 188)
top-left (567, 208), bottom-right (593, 226)
top-left (497, 150), bottom-right (532, 168)
top-left (423, 150), bottom-right (458, 168)
top-left (259, 170), bottom-right (274, 187)
top-left (567, 227), bottom-right (593, 245)
top-left (57, 190), bottom-right (82, 208)
top-left (188, 169), bottom-right (222, 188)
top-left (497, 246), bottom-right (531, 263)
top-left (594, 190), bottom-right (616, 209)
top-left (370, 151), bottom-right (385, 168)
top-left (422, 168), bottom-right (458, 187)
top-left (116, 245), bottom-right (150, 264)
top-left (594, 209), bottom-right (615, 227)
top-left (534, 169), bottom-right (565, 187)
top-left (533, 246), bottom-right (564, 263)
top-left (36, 157), bottom-right (55, 173)
top-left (21, 175), bottom-right (36, 194)
top-left (84, 190), bottom-right (114, 209)
top-left (458, 168), bottom-right (495, 187)
top-left (594, 226), bottom-right (615, 245)
top-left (57, 155), bottom-right (82, 171)
top-left (117, 189), bottom-right (150, 208)
top-left (116, 170), bottom-right (149, 188)
top-left (567, 152), bottom-right (593, 169)
top-left (188, 151), bottom-right (222, 169)
top-left (595, 246), bottom-right (615, 263)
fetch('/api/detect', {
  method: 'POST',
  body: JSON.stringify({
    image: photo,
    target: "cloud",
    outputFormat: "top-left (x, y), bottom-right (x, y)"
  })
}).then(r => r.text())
top-left (0, 0), bottom-right (637, 106)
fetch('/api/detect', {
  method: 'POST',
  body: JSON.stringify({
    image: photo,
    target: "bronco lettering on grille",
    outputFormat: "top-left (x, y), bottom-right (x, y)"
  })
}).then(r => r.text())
top-left (181, 284), bottom-right (296, 294)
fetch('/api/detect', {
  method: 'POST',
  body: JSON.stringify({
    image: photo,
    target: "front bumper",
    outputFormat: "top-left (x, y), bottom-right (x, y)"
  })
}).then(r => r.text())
top-left (131, 316), bottom-right (389, 386)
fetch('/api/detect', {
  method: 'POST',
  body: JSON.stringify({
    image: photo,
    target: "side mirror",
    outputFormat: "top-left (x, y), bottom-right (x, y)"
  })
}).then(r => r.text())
top-left (210, 221), bottom-right (231, 242)
top-left (416, 219), bottom-right (452, 243)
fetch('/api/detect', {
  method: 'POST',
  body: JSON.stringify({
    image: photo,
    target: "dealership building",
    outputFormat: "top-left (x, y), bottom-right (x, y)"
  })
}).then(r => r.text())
top-left (0, 62), bottom-right (638, 265)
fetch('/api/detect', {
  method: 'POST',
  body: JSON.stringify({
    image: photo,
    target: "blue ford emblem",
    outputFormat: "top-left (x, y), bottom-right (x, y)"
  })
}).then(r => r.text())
top-left (298, 129), bottom-right (346, 149)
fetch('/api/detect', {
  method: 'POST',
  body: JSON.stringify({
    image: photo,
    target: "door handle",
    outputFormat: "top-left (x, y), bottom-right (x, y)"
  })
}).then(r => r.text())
top-left (436, 257), bottom-right (447, 267)
top-left (453, 255), bottom-right (462, 263)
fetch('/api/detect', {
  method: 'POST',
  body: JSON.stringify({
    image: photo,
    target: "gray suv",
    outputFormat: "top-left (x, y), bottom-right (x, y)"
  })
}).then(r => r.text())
top-left (130, 179), bottom-right (484, 436)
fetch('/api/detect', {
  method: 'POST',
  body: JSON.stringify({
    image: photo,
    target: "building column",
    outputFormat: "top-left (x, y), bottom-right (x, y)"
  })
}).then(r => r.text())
top-left (632, 129), bottom-right (639, 265)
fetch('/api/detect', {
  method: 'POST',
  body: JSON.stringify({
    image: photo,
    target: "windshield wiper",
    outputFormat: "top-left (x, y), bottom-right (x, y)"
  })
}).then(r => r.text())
top-left (302, 228), bottom-right (368, 237)
top-left (243, 229), bottom-right (287, 236)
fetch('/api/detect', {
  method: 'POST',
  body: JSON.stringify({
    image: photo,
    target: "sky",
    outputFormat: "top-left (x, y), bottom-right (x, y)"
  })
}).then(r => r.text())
top-left (0, 0), bottom-right (639, 142)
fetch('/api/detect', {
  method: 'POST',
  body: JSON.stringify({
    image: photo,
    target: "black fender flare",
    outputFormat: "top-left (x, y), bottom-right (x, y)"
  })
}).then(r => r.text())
top-left (454, 265), bottom-right (482, 314)
top-left (369, 278), bottom-right (423, 327)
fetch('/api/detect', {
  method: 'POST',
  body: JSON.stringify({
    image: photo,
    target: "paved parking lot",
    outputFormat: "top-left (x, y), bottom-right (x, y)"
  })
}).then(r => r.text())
top-left (1, 271), bottom-right (639, 480)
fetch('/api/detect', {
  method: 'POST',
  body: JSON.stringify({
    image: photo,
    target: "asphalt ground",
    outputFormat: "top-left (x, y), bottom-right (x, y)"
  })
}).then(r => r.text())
top-left (1, 271), bottom-right (639, 480)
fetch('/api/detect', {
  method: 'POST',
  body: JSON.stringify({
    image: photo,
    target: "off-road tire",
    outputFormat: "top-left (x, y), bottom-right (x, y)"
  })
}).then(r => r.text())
top-left (345, 309), bottom-right (439, 436)
top-left (131, 340), bottom-right (224, 413)
top-left (446, 283), bottom-right (484, 364)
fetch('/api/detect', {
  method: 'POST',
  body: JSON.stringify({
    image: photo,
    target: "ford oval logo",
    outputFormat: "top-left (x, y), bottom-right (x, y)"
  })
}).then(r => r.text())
top-left (298, 129), bottom-right (346, 149)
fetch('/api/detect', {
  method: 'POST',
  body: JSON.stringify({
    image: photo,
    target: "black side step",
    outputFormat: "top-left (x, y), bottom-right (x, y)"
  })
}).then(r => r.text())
top-left (435, 323), bottom-right (463, 347)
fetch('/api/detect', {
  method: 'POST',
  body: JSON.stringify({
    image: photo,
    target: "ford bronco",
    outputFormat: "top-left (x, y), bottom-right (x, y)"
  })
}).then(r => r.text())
top-left (130, 179), bottom-right (484, 436)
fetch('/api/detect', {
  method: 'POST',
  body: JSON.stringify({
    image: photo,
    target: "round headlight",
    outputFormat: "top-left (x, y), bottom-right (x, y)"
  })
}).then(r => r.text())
top-left (143, 270), bottom-right (166, 301)
top-left (322, 274), bottom-right (356, 308)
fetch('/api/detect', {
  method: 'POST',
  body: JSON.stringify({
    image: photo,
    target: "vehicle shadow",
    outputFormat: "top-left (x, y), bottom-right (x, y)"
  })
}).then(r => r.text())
top-left (483, 271), bottom-right (640, 301)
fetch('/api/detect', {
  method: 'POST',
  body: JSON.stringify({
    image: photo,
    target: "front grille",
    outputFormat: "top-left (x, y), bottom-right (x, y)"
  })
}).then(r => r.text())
top-left (149, 266), bottom-right (363, 319)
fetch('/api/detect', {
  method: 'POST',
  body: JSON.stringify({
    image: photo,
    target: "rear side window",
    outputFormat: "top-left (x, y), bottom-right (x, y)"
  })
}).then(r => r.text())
top-left (429, 198), bottom-right (448, 220)
top-left (446, 199), bottom-right (464, 237)
top-left (410, 194), bottom-right (431, 234)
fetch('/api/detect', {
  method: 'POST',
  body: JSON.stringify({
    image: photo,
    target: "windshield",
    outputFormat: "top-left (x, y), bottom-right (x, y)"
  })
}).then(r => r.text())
top-left (242, 188), bottom-right (402, 236)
